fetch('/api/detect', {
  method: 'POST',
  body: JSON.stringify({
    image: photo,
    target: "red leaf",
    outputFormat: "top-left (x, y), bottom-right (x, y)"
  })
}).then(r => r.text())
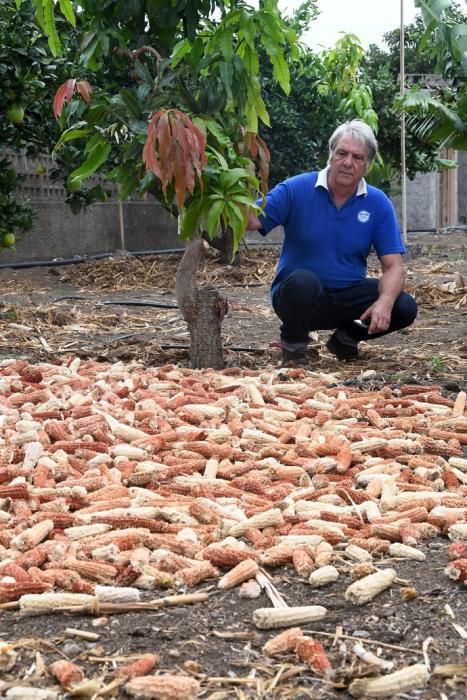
top-left (143, 112), bottom-right (163, 180)
top-left (173, 142), bottom-right (188, 208)
top-left (76, 80), bottom-right (93, 105)
top-left (241, 131), bottom-right (270, 193)
top-left (53, 78), bottom-right (76, 119)
top-left (172, 118), bottom-right (195, 195)
top-left (143, 108), bottom-right (207, 207)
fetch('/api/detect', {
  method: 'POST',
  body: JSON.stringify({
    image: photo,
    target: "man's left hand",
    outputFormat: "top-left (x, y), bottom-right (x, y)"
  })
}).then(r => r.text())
top-left (360, 298), bottom-right (393, 335)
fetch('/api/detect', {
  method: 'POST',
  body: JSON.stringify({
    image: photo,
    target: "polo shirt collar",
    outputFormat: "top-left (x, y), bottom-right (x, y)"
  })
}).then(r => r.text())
top-left (316, 166), bottom-right (367, 196)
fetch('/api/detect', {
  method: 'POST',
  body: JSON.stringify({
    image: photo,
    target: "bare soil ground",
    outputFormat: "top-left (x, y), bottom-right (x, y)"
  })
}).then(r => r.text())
top-left (0, 230), bottom-right (466, 699)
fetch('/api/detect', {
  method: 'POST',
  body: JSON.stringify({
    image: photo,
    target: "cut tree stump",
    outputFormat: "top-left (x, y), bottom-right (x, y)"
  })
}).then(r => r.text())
top-left (176, 236), bottom-right (227, 369)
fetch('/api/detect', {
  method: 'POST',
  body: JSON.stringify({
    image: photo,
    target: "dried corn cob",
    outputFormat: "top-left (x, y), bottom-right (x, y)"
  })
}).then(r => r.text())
top-left (117, 654), bottom-right (159, 679)
top-left (10, 519), bottom-right (54, 551)
top-left (292, 548), bottom-right (314, 578)
top-left (448, 542), bottom-right (467, 560)
top-left (448, 523), bottom-right (467, 541)
top-left (348, 663), bottom-right (430, 697)
top-left (388, 543), bottom-right (426, 560)
top-left (345, 568), bottom-right (396, 605)
top-left (253, 605), bottom-right (327, 629)
top-left (444, 558), bottom-right (467, 582)
top-left (263, 627), bottom-right (304, 655)
top-left (218, 559), bottom-right (259, 590)
top-left (19, 592), bottom-right (95, 616)
top-left (296, 637), bottom-right (332, 676)
top-left (238, 578), bottom-right (261, 598)
top-left (124, 674), bottom-right (200, 699)
top-left (48, 660), bottom-right (84, 688)
top-left (309, 565), bottom-right (339, 588)
top-left (350, 562), bottom-right (377, 580)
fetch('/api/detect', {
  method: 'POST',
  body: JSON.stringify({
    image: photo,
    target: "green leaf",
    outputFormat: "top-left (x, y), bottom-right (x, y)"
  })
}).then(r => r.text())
top-left (205, 145), bottom-right (229, 170)
top-left (271, 52), bottom-right (290, 95)
top-left (239, 44), bottom-right (259, 76)
top-left (219, 60), bottom-right (234, 106)
top-left (43, 0), bottom-right (61, 56)
top-left (244, 102), bottom-right (258, 133)
top-left (206, 198), bottom-right (225, 239)
top-left (31, 0), bottom-right (46, 33)
top-left (15, 0), bottom-right (22, 9)
top-left (179, 199), bottom-right (203, 239)
top-left (134, 59), bottom-right (154, 87)
top-left (230, 194), bottom-right (257, 206)
top-left (70, 140), bottom-right (111, 181)
top-left (171, 39), bottom-right (192, 68)
top-left (119, 88), bottom-right (141, 120)
top-left (218, 28), bottom-right (234, 60)
top-left (220, 168), bottom-right (253, 191)
top-left (79, 36), bottom-right (99, 68)
top-left (251, 85), bottom-right (270, 127)
top-left (52, 123), bottom-right (91, 156)
top-left (239, 10), bottom-right (255, 48)
top-left (58, 0), bottom-right (76, 28)
top-left (416, 0), bottom-right (452, 25)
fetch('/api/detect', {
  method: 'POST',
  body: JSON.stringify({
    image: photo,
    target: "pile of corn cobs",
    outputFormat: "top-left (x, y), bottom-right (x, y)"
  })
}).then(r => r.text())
top-left (0, 357), bottom-right (466, 696)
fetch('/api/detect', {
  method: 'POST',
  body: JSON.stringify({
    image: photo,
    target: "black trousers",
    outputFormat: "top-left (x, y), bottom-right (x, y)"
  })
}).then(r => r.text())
top-left (272, 269), bottom-right (418, 345)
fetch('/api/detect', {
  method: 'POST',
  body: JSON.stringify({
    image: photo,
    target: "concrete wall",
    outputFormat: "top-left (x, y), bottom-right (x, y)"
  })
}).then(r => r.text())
top-left (392, 172), bottom-right (439, 230)
top-left (0, 200), bottom-right (180, 265)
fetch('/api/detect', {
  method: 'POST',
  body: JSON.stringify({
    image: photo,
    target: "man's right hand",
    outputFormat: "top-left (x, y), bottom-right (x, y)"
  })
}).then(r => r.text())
top-left (247, 212), bottom-right (262, 231)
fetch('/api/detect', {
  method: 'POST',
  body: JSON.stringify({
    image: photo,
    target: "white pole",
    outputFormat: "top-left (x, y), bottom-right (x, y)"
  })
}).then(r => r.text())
top-left (118, 200), bottom-right (125, 250)
top-left (400, 0), bottom-right (407, 243)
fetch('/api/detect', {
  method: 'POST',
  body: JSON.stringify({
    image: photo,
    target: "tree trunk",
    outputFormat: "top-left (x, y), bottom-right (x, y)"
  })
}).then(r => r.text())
top-left (176, 236), bottom-right (227, 369)
top-left (202, 226), bottom-right (240, 266)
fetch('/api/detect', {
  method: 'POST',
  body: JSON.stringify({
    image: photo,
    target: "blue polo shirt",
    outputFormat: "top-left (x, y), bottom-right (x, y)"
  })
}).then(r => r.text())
top-left (257, 170), bottom-right (405, 297)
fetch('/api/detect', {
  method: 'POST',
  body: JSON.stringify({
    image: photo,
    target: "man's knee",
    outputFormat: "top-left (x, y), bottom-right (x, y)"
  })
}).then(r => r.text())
top-left (281, 269), bottom-right (322, 297)
top-left (393, 292), bottom-right (418, 328)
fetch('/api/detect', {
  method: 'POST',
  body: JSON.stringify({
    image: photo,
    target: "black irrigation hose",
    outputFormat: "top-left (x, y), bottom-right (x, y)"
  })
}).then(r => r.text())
top-left (103, 300), bottom-right (179, 309)
top-left (52, 296), bottom-right (179, 309)
top-left (156, 344), bottom-right (264, 352)
top-left (0, 248), bottom-right (186, 270)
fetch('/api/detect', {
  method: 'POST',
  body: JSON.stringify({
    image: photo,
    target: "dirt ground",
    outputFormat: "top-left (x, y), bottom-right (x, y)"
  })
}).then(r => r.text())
top-left (0, 230), bottom-right (466, 699)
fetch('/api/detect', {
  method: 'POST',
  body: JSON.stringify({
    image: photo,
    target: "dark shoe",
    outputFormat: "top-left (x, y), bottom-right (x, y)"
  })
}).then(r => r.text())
top-left (281, 348), bottom-right (309, 367)
top-left (326, 329), bottom-right (359, 361)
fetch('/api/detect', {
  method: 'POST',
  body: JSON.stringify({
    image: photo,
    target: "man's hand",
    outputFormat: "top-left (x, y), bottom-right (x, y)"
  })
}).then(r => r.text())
top-left (361, 253), bottom-right (405, 334)
top-left (360, 298), bottom-right (393, 335)
top-left (247, 212), bottom-right (262, 231)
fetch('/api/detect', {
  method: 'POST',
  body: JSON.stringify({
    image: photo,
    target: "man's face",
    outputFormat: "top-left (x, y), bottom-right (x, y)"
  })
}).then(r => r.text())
top-left (328, 135), bottom-right (370, 189)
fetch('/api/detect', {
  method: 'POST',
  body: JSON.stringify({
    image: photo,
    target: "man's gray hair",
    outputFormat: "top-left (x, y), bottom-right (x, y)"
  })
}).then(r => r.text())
top-left (328, 120), bottom-right (378, 163)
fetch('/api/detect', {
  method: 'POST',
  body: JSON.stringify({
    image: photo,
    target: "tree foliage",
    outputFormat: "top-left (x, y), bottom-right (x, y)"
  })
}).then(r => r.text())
top-left (42, 0), bottom-right (301, 254)
top-left (397, 0), bottom-right (467, 150)
top-left (0, 0), bottom-right (72, 248)
top-left (261, 29), bottom-right (379, 186)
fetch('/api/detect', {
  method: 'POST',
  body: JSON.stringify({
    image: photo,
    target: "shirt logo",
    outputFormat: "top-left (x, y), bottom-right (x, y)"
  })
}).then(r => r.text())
top-left (358, 210), bottom-right (370, 223)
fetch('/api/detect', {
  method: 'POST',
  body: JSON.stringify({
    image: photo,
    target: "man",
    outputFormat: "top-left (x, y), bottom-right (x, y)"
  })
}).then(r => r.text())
top-left (246, 119), bottom-right (418, 365)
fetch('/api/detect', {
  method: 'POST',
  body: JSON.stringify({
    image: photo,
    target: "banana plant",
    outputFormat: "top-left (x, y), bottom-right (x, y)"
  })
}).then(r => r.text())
top-left (397, 0), bottom-right (467, 150)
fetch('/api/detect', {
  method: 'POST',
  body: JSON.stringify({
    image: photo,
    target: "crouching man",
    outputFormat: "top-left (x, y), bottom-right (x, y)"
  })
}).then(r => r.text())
top-left (247, 119), bottom-right (418, 365)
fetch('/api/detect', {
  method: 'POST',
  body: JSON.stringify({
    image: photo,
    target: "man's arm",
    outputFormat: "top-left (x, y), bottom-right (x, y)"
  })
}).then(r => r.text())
top-left (360, 254), bottom-right (405, 334)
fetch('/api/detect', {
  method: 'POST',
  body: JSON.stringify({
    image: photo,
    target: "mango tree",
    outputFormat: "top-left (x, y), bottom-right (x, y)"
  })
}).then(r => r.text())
top-left (16, 0), bottom-right (300, 369)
